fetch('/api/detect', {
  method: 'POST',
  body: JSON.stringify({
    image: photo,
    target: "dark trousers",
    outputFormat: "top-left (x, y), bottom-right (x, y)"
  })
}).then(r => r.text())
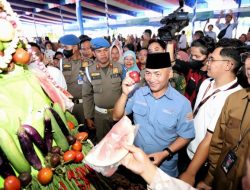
top-left (72, 103), bottom-right (85, 125)
top-left (178, 147), bottom-right (209, 185)
top-left (94, 110), bottom-right (115, 143)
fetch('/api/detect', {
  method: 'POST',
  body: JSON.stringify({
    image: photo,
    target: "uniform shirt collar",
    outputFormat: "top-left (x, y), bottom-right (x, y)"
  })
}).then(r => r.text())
top-left (142, 84), bottom-right (174, 100)
top-left (242, 88), bottom-right (250, 100)
top-left (210, 78), bottom-right (238, 91)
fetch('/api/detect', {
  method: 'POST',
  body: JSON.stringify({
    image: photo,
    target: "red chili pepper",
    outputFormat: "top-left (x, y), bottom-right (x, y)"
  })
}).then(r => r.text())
top-left (67, 170), bottom-right (76, 180)
top-left (59, 181), bottom-right (68, 190)
top-left (75, 168), bottom-right (86, 179)
top-left (85, 165), bottom-right (93, 172)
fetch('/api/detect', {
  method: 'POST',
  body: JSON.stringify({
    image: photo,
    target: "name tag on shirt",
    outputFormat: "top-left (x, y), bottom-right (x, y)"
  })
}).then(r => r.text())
top-left (63, 63), bottom-right (72, 71)
top-left (91, 72), bottom-right (101, 80)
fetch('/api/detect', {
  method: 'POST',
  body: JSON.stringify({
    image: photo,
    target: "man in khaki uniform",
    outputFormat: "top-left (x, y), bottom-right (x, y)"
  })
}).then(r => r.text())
top-left (82, 37), bottom-right (122, 142)
top-left (197, 52), bottom-right (250, 190)
top-left (60, 34), bottom-right (93, 124)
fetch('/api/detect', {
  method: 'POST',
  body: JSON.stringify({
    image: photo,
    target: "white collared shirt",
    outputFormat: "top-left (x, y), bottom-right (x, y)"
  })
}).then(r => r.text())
top-left (187, 78), bottom-right (242, 159)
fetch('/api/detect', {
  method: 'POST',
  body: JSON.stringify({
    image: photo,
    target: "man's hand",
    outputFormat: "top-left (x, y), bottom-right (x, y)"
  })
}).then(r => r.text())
top-left (122, 74), bottom-right (136, 96)
top-left (228, 9), bottom-right (233, 15)
top-left (121, 144), bottom-right (157, 184)
top-left (220, 10), bottom-right (224, 16)
top-left (86, 118), bottom-right (95, 130)
top-left (148, 151), bottom-right (167, 166)
top-left (179, 171), bottom-right (195, 186)
top-left (196, 181), bottom-right (212, 190)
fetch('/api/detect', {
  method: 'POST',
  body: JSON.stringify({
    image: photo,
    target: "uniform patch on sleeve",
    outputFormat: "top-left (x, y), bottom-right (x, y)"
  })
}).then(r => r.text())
top-left (113, 67), bottom-right (119, 74)
top-left (186, 112), bottom-right (193, 121)
top-left (82, 61), bottom-right (88, 68)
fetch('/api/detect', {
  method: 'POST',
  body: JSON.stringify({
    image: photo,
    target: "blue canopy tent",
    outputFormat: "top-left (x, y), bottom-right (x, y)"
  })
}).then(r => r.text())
top-left (7, 0), bottom-right (250, 34)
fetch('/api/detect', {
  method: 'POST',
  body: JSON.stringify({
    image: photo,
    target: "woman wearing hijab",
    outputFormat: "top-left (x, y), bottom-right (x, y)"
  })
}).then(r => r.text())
top-left (121, 50), bottom-right (140, 80)
top-left (110, 40), bottom-right (123, 64)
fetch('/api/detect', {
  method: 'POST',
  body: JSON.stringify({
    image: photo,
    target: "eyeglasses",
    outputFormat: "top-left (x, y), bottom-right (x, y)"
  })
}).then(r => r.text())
top-left (206, 57), bottom-right (229, 64)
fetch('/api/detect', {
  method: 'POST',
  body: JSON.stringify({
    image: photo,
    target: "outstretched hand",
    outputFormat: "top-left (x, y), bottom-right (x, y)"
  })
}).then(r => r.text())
top-left (121, 144), bottom-right (157, 184)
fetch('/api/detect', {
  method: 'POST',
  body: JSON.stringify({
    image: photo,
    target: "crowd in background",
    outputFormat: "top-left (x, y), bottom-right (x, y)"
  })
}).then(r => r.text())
top-left (27, 9), bottom-right (250, 190)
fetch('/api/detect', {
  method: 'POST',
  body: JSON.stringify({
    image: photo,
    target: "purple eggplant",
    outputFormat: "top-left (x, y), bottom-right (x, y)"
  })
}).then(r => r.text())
top-left (44, 114), bottom-right (53, 152)
top-left (22, 125), bottom-right (48, 155)
top-left (17, 127), bottom-right (42, 170)
top-left (0, 148), bottom-right (15, 178)
top-left (49, 108), bottom-right (69, 137)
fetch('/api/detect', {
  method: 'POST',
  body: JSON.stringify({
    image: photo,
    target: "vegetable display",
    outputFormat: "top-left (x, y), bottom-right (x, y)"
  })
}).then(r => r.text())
top-left (0, 0), bottom-right (112, 189)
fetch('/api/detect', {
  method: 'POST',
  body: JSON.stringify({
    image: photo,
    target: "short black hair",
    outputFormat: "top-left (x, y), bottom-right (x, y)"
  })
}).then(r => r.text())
top-left (216, 38), bottom-right (244, 48)
top-left (45, 41), bottom-right (53, 48)
top-left (191, 36), bottom-right (215, 56)
top-left (28, 42), bottom-right (41, 52)
top-left (148, 39), bottom-right (166, 50)
top-left (194, 30), bottom-right (204, 39)
top-left (216, 38), bottom-right (245, 74)
top-left (144, 29), bottom-right (152, 37)
top-left (79, 34), bottom-right (91, 44)
top-left (139, 47), bottom-right (148, 52)
top-left (54, 51), bottom-right (63, 58)
top-left (123, 43), bottom-right (135, 52)
top-left (208, 24), bottom-right (213, 28)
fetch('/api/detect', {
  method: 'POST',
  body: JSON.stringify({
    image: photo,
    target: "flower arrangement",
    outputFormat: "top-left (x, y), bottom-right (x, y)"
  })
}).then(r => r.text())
top-left (0, 0), bottom-right (30, 73)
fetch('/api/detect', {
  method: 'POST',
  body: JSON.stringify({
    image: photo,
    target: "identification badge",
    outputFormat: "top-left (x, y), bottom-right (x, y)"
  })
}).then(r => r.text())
top-left (77, 74), bottom-right (84, 85)
top-left (221, 150), bottom-right (237, 174)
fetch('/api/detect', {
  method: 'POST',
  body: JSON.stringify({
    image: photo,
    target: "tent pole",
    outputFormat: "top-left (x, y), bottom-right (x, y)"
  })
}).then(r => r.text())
top-left (32, 13), bottom-right (38, 38)
top-left (59, 5), bottom-right (65, 34)
top-left (76, 0), bottom-right (84, 34)
top-left (104, 0), bottom-right (110, 37)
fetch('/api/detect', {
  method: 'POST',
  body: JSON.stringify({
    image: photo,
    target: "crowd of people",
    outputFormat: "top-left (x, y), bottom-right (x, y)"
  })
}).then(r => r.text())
top-left (28, 10), bottom-right (250, 190)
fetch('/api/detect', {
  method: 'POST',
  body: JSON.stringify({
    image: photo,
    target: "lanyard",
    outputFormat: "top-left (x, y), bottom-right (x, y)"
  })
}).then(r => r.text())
top-left (193, 81), bottom-right (238, 118)
top-left (233, 99), bottom-right (250, 151)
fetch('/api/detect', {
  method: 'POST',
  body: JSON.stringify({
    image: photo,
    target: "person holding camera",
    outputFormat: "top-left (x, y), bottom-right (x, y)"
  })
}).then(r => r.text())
top-left (216, 10), bottom-right (238, 39)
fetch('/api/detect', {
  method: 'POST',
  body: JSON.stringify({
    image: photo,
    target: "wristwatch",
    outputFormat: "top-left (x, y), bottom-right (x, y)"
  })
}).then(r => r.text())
top-left (163, 147), bottom-right (174, 161)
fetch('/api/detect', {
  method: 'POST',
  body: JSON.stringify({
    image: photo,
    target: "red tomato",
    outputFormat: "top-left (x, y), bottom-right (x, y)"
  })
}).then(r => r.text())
top-left (67, 121), bottom-right (75, 130)
top-left (72, 140), bottom-right (82, 151)
top-left (74, 151), bottom-right (84, 163)
top-left (4, 176), bottom-right (21, 190)
top-left (63, 150), bottom-right (76, 163)
top-left (129, 71), bottom-right (140, 83)
top-left (75, 132), bottom-right (88, 141)
top-left (37, 168), bottom-right (53, 185)
top-left (12, 48), bottom-right (31, 65)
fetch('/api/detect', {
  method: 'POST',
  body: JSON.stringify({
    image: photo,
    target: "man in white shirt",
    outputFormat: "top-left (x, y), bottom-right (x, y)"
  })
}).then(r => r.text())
top-left (179, 39), bottom-right (243, 186)
top-left (28, 42), bottom-right (67, 90)
top-left (216, 10), bottom-right (238, 39)
top-left (178, 31), bottom-right (187, 50)
top-left (203, 21), bottom-right (216, 42)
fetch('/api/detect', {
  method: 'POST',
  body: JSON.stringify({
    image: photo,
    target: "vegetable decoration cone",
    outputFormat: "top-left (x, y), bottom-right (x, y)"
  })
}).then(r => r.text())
top-left (0, 0), bottom-right (109, 189)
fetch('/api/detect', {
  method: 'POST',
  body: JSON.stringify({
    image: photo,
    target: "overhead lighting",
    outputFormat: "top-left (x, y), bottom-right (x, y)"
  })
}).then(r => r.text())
top-left (25, 12), bottom-right (31, 15)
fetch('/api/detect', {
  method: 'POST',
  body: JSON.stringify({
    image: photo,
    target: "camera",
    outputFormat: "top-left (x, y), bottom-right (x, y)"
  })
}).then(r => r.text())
top-left (158, 0), bottom-right (189, 41)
